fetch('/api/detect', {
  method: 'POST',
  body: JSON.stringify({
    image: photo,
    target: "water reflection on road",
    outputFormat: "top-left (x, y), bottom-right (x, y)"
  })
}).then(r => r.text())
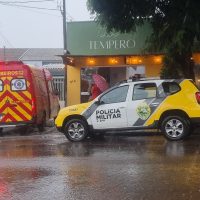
top-left (0, 129), bottom-right (200, 200)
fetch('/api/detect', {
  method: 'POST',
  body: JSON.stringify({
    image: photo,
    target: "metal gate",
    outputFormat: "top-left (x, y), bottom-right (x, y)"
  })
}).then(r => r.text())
top-left (53, 76), bottom-right (65, 107)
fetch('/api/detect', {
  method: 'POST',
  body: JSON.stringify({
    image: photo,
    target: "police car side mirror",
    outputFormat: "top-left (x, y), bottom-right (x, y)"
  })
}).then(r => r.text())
top-left (95, 99), bottom-right (105, 105)
top-left (99, 99), bottom-right (105, 105)
top-left (95, 100), bottom-right (100, 105)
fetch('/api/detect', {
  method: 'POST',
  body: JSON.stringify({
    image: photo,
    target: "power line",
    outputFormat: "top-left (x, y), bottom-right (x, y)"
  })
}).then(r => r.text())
top-left (0, 30), bottom-right (14, 47)
top-left (57, 0), bottom-right (73, 21)
top-left (0, 1), bottom-right (73, 21)
top-left (7, 3), bottom-right (61, 17)
top-left (0, 2), bottom-right (59, 11)
top-left (0, 0), bottom-right (55, 3)
top-left (0, 0), bottom-right (60, 17)
top-left (0, 1), bottom-right (73, 20)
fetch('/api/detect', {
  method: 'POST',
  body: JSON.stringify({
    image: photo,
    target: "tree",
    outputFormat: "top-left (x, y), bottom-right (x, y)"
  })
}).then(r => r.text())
top-left (87, 0), bottom-right (200, 79)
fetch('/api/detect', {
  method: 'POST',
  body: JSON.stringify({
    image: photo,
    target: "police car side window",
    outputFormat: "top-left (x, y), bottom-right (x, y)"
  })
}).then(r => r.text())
top-left (133, 83), bottom-right (157, 100)
top-left (100, 86), bottom-right (129, 104)
top-left (162, 82), bottom-right (180, 95)
top-left (0, 80), bottom-right (3, 92)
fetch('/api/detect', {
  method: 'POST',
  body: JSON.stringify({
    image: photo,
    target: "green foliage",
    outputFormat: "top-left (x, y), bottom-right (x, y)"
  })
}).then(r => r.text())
top-left (87, 0), bottom-right (200, 79)
top-left (160, 50), bottom-right (183, 79)
top-left (160, 43), bottom-right (195, 79)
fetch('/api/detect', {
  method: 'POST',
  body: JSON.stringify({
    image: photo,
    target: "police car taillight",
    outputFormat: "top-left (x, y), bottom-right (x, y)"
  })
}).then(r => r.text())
top-left (195, 92), bottom-right (200, 104)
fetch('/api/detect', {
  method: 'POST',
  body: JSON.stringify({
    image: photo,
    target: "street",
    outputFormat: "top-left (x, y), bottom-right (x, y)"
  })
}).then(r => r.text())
top-left (0, 128), bottom-right (200, 200)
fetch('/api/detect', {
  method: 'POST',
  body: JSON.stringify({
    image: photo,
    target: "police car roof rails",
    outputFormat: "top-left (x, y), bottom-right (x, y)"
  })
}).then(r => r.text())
top-left (127, 76), bottom-right (161, 82)
top-left (115, 79), bottom-right (128, 85)
top-left (115, 77), bottom-right (161, 85)
top-left (115, 77), bottom-right (141, 85)
top-left (129, 76), bottom-right (141, 82)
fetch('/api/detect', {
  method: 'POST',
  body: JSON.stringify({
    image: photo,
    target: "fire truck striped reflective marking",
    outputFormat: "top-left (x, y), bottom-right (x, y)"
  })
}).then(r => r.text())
top-left (2, 90), bottom-right (32, 114)
top-left (0, 104), bottom-right (7, 114)
top-left (9, 106), bottom-right (29, 121)
top-left (19, 91), bottom-right (31, 100)
top-left (6, 92), bottom-right (32, 116)
top-left (0, 77), bottom-right (32, 122)
top-left (3, 113), bottom-right (16, 122)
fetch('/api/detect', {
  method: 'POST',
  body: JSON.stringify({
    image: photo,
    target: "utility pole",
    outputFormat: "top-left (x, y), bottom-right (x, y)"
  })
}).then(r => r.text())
top-left (62, 0), bottom-right (67, 54)
top-left (62, 0), bottom-right (68, 106)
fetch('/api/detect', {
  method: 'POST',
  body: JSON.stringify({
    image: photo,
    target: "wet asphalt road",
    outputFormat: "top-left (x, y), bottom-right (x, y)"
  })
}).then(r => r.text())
top-left (0, 128), bottom-right (200, 200)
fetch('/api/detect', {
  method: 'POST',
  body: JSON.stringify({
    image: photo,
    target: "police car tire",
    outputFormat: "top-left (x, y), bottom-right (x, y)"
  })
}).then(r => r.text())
top-left (161, 115), bottom-right (190, 141)
top-left (64, 119), bottom-right (88, 142)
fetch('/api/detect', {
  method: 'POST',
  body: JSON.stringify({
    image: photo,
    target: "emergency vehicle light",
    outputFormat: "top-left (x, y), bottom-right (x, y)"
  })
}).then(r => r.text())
top-left (31, 98), bottom-right (36, 113)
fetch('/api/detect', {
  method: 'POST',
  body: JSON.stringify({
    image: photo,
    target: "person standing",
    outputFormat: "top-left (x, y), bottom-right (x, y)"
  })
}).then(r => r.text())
top-left (89, 83), bottom-right (102, 100)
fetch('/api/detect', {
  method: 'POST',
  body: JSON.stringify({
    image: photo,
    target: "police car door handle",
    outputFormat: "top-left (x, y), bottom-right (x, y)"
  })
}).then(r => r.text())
top-left (151, 103), bottom-right (159, 107)
top-left (119, 107), bottom-right (125, 109)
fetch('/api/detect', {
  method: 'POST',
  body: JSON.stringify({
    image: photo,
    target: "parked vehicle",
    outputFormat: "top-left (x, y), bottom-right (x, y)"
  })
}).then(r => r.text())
top-left (0, 61), bottom-right (60, 132)
top-left (55, 78), bottom-right (200, 142)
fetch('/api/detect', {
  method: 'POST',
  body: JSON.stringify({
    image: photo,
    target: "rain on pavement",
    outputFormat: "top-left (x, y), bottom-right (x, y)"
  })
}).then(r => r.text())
top-left (0, 127), bottom-right (200, 200)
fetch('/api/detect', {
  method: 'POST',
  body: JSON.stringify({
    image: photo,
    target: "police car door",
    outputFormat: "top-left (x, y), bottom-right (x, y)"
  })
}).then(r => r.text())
top-left (90, 85), bottom-right (129, 129)
top-left (126, 82), bottom-right (158, 127)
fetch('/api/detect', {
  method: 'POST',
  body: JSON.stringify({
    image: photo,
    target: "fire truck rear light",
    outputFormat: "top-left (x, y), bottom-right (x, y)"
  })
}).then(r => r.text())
top-left (31, 99), bottom-right (36, 112)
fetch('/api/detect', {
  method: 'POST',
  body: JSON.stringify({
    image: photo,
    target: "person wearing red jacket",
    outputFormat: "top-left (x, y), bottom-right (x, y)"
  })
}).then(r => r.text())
top-left (89, 83), bottom-right (101, 100)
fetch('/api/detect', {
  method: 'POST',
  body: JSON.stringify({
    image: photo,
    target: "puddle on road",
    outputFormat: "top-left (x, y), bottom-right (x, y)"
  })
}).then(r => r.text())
top-left (0, 167), bottom-right (53, 200)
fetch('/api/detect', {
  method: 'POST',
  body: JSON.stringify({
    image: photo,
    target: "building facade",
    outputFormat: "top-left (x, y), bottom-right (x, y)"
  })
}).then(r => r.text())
top-left (0, 48), bottom-right (65, 106)
top-left (64, 21), bottom-right (200, 106)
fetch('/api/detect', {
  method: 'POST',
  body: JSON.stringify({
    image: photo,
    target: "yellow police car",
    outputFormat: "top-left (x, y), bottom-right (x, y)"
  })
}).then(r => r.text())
top-left (55, 79), bottom-right (200, 142)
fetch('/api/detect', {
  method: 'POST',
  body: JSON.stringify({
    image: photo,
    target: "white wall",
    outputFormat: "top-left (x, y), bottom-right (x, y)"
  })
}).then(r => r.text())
top-left (126, 66), bottom-right (145, 79)
top-left (23, 61), bottom-right (42, 67)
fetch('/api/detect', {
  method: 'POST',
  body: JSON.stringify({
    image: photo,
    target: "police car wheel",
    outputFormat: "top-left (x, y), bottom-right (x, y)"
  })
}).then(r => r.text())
top-left (161, 115), bottom-right (190, 141)
top-left (64, 119), bottom-right (88, 142)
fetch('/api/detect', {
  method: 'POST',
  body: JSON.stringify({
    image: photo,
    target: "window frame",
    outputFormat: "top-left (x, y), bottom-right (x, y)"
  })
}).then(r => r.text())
top-left (132, 82), bottom-right (158, 101)
top-left (99, 85), bottom-right (129, 104)
top-left (10, 78), bottom-right (27, 91)
top-left (162, 81), bottom-right (181, 95)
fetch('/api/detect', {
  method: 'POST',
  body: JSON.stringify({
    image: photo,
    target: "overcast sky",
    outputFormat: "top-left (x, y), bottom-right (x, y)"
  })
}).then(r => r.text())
top-left (0, 0), bottom-right (91, 48)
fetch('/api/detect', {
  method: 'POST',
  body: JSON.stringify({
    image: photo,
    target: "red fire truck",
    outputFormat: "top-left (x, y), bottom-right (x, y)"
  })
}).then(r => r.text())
top-left (0, 61), bottom-right (60, 132)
